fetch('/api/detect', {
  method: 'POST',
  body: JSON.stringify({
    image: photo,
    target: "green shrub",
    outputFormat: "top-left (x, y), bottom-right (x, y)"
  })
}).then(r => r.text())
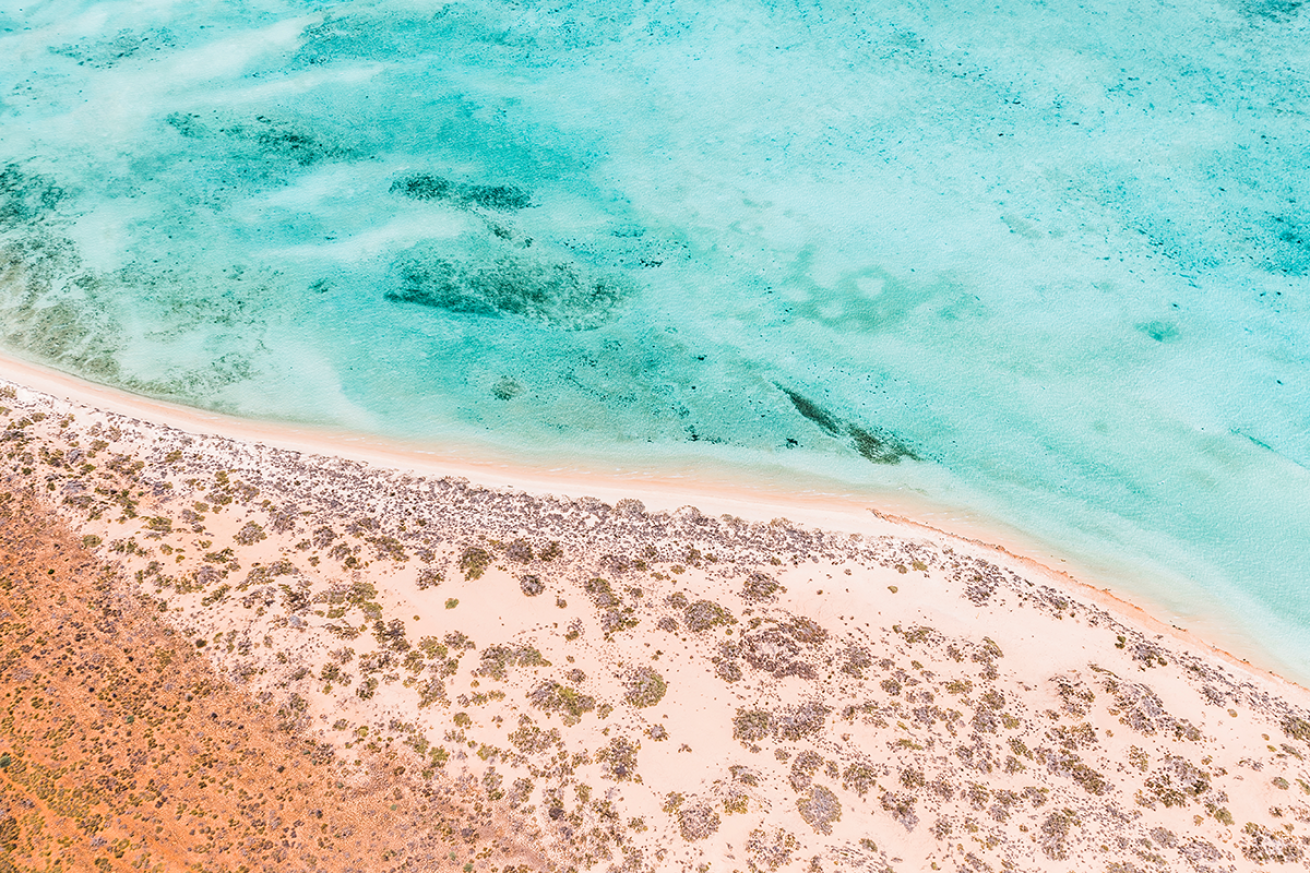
top-left (235, 522), bottom-right (267, 545)
top-left (458, 547), bottom-right (492, 580)
top-left (797, 785), bottom-right (842, 835)
top-left (683, 599), bottom-right (734, 632)
top-left (475, 645), bottom-right (549, 680)
top-left (623, 667), bottom-right (667, 708)
top-left (732, 708), bottom-right (771, 742)
top-left (529, 681), bottom-right (596, 725)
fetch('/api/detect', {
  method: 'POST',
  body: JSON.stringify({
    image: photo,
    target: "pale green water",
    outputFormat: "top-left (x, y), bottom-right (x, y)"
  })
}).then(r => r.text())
top-left (2, 2), bottom-right (1309, 676)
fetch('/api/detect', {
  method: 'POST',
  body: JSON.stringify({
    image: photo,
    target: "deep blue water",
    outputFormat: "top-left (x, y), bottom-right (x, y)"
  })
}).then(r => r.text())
top-left (2, 1), bottom-right (1309, 675)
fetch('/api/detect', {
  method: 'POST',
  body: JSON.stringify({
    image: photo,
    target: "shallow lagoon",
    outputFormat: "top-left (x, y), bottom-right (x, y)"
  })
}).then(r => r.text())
top-left (2, 2), bottom-right (1309, 675)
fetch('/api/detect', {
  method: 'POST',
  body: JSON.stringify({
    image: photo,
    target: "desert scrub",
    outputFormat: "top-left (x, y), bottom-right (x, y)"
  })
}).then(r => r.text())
top-left (1284, 716), bottom-right (1310, 742)
top-left (372, 618), bottom-right (411, 652)
top-left (733, 708), bottom-right (772, 743)
top-left (898, 624), bottom-right (935, 645)
top-left (1126, 739), bottom-right (1147, 770)
top-left (583, 577), bottom-right (618, 608)
top-left (508, 717), bottom-right (561, 755)
top-left (623, 667), bottom-right (667, 708)
top-left (1039, 809), bottom-right (1078, 860)
top-left (677, 804), bottom-right (721, 842)
top-left (366, 535), bottom-right (407, 561)
top-left (324, 579), bottom-right (383, 619)
top-left (797, 785), bottom-right (842, 834)
top-left (600, 608), bottom-right (639, 638)
top-left (1137, 755), bottom-right (1209, 807)
top-left (509, 778), bottom-right (536, 808)
top-left (596, 736), bottom-right (640, 782)
top-left (1240, 822), bottom-right (1305, 864)
top-left (200, 584), bottom-right (231, 607)
top-left (682, 599), bottom-right (734, 633)
top-left (474, 645), bottom-right (549, 680)
top-left (519, 574), bottom-right (544, 596)
top-left (789, 751), bottom-right (824, 792)
top-left (445, 630), bottom-right (475, 650)
top-left (418, 636), bottom-right (449, 659)
top-left (319, 663), bottom-right (351, 687)
top-left (772, 702), bottom-right (830, 741)
top-left (842, 762), bottom-right (878, 796)
top-left (417, 678), bottom-right (446, 708)
top-left (529, 680), bottom-right (596, 725)
top-left (503, 539), bottom-right (533, 563)
top-left (144, 516), bottom-right (172, 535)
top-left (416, 568), bottom-right (443, 590)
top-left (723, 792), bottom-right (749, 814)
top-left (203, 547), bottom-right (235, 565)
top-left (840, 645), bottom-right (873, 678)
top-left (880, 791), bottom-right (918, 831)
top-left (234, 521), bottom-right (267, 545)
top-left (714, 655), bottom-right (743, 683)
top-left (458, 546), bottom-right (492, 580)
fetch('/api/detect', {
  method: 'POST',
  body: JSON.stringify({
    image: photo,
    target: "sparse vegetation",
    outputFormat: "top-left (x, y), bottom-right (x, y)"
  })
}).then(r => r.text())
top-left (519, 573), bottom-right (545, 596)
top-left (529, 680), bottom-right (597, 725)
top-left (683, 598), bottom-right (734, 632)
top-left (733, 707), bottom-right (773, 742)
top-left (677, 804), bottom-right (721, 841)
top-left (475, 644), bottom-right (550, 680)
top-left (623, 666), bottom-right (668, 708)
top-left (458, 545), bottom-right (493, 579)
top-left (0, 492), bottom-right (539, 872)
top-left (596, 736), bottom-right (640, 781)
top-left (797, 785), bottom-right (842, 834)
top-left (742, 571), bottom-right (781, 601)
top-left (234, 520), bottom-right (267, 545)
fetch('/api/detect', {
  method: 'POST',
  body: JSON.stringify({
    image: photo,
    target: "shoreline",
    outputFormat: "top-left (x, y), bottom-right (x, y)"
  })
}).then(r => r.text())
top-left (0, 349), bottom-right (1300, 695)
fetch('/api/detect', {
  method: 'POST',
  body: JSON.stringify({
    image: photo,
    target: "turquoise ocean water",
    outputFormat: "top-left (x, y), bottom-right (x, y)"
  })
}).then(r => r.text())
top-left (2, 2), bottom-right (1309, 676)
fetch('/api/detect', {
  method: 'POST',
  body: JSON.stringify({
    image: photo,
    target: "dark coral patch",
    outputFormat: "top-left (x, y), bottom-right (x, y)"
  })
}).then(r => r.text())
top-left (778, 387), bottom-right (920, 465)
top-left (780, 387), bottom-right (841, 436)
top-left (0, 164), bottom-right (66, 229)
top-left (386, 243), bottom-right (631, 330)
top-left (390, 172), bottom-right (531, 211)
top-left (848, 423), bottom-right (919, 464)
top-left (390, 173), bottom-right (454, 201)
